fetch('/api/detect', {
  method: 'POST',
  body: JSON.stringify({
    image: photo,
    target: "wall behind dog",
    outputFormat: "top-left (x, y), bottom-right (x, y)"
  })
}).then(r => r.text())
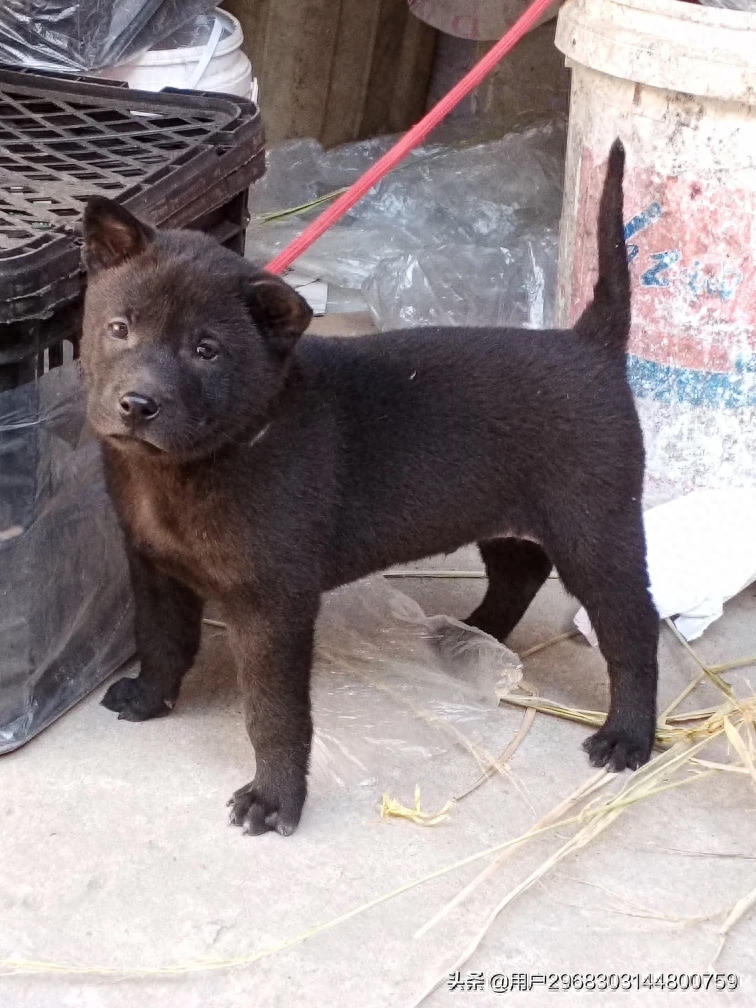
top-left (221, 0), bottom-right (569, 146)
top-left (221, 0), bottom-right (436, 146)
top-left (424, 21), bottom-right (569, 138)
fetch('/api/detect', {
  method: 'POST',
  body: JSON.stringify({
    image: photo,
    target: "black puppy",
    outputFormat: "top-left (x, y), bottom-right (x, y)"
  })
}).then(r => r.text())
top-left (81, 140), bottom-right (658, 837)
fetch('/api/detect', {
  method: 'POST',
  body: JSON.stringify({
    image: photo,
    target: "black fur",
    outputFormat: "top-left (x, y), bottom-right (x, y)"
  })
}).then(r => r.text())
top-left (81, 140), bottom-right (658, 836)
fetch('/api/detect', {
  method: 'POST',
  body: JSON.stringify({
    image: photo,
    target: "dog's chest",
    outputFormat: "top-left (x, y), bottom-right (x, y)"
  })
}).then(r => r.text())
top-left (129, 485), bottom-right (184, 557)
top-left (123, 479), bottom-right (241, 593)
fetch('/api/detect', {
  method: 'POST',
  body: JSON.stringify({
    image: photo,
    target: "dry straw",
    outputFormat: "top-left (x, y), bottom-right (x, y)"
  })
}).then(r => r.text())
top-left (406, 619), bottom-right (755, 1005)
top-left (379, 785), bottom-right (454, 826)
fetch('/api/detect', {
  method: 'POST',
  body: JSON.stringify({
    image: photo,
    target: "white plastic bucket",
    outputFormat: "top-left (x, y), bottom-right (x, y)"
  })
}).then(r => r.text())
top-left (92, 9), bottom-right (258, 102)
top-left (555, 0), bottom-right (756, 505)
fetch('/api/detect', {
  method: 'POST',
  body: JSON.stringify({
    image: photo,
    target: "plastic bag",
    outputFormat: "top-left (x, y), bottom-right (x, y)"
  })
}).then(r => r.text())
top-left (246, 123), bottom-right (565, 330)
top-left (364, 230), bottom-right (558, 330)
top-left (575, 489), bottom-right (756, 645)
top-left (0, 0), bottom-right (217, 73)
top-left (144, 9), bottom-right (232, 51)
top-left (310, 576), bottom-right (522, 790)
top-left (0, 363), bottom-right (134, 753)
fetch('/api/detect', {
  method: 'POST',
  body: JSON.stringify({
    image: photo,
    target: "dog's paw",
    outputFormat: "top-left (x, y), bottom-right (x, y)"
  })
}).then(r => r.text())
top-left (227, 777), bottom-right (305, 837)
top-left (101, 676), bottom-right (173, 722)
top-left (583, 722), bottom-right (653, 773)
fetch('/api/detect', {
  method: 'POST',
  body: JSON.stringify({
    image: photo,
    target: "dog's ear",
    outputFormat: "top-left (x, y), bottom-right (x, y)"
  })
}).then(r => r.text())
top-left (83, 197), bottom-right (154, 275)
top-left (242, 273), bottom-right (313, 356)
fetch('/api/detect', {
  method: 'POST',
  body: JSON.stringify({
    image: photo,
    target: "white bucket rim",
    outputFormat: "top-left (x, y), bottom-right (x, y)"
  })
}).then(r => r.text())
top-left (613, 0), bottom-right (756, 25)
top-left (557, 0), bottom-right (756, 104)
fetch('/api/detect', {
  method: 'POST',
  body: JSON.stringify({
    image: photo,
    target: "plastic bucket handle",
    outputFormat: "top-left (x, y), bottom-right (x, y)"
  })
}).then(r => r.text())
top-left (186, 16), bottom-right (224, 89)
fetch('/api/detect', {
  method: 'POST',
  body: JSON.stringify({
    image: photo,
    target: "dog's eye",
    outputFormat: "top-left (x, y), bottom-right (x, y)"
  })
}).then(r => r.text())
top-left (196, 339), bottom-right (219, 361)
top-left (107, 320), bottom-right (128, 340)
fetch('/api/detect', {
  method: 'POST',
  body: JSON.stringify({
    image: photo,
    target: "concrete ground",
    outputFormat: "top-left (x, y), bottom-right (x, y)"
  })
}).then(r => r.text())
top-left (2, 316), bottom-right (755, 1008)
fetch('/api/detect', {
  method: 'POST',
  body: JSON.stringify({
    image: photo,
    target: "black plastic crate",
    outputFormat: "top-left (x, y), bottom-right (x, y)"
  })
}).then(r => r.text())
top-left (0, 65), bottom-right (264, 330)
top-left (0, 69), bottom-right (265, 752)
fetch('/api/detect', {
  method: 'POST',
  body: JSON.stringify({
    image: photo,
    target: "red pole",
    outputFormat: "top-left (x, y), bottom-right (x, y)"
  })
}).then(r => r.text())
top-left (265, 0), bottom-right (559, 275)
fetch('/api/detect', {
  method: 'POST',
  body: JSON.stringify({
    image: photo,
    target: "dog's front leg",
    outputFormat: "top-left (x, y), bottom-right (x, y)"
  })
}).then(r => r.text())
top-left (102, 546), bottom-right (204, 720)
top-left (225, 594), bottom-right (317, 837)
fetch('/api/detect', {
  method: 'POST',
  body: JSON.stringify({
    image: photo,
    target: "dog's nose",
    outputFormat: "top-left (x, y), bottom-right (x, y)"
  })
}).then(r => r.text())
top-left (118, 392), bottom-right (160, 422)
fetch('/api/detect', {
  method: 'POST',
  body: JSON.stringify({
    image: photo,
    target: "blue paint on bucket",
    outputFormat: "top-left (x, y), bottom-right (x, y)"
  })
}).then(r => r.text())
top-left (624, 202), bottom-right (663, 241)
top-left (682, 260), bottom-right (743, 302)
top-left (624, 201), bottom-right (662, 264)
top-left (627, 355), bottom-right (756, 409)
top-left (640, 249), bottom-right (682, 287)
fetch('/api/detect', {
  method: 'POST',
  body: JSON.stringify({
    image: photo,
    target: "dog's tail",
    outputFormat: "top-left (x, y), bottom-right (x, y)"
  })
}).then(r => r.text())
top-left (574, 139), bottom-right (630, 351)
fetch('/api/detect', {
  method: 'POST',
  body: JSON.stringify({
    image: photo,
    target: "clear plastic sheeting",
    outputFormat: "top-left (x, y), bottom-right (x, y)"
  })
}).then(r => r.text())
top-left (0, 0), bottom-right (217, 73)
top-left (576, 489), bottom-right (756, 645)
top-left (310, 575), bottom-right (522, 790)
top-left (365, 231), bottom-right (558, 330)
top-left (146, 9), bottom-right (232, 51)
top-left (0, 364), bottom-right (134, 753)
top-left (246, 122), bottom-right (565, 330)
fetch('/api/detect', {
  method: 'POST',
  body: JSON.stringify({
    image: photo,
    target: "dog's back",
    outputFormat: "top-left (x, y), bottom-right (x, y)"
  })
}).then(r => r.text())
top-left (298, 140), bottom-right (638, 584)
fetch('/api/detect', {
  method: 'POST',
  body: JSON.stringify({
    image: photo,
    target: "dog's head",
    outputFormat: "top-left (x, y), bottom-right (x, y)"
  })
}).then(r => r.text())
top-left (80, 199), bottom-right (312, 461)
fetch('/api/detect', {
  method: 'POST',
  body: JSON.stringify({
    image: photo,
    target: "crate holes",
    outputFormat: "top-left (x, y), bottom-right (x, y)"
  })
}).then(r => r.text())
top-left (0, 77), bottom-right (240, 257)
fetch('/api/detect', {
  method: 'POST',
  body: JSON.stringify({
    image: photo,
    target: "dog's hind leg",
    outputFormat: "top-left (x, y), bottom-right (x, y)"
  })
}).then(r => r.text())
top-left (549, 522), bottom-right (659, 773)
top-left (465, 538), bottom-right (553, 643)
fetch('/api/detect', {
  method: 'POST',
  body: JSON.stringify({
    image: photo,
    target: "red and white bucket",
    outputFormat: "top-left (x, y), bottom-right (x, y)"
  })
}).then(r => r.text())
top-left (556, 0), bottom-right (756, 505)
